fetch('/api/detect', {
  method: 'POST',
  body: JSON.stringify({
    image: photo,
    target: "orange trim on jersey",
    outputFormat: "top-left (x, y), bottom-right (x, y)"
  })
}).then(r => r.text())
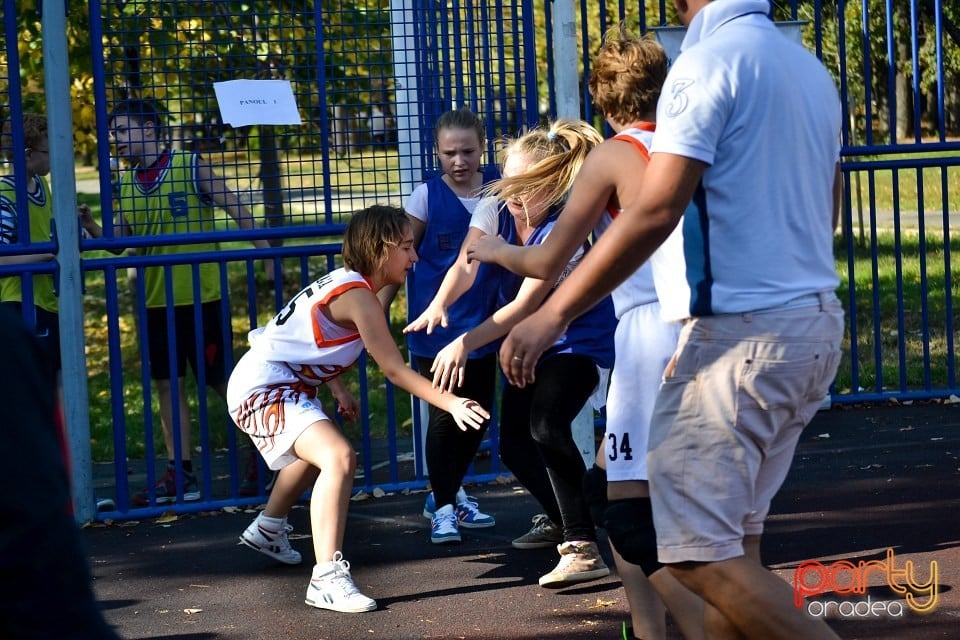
top-left (622, 121), bottom-right (656, 133)
top-left (611, 133), bottom-right (652, 162)
top-left (310, 279), bottom-right (370, 347)
top-left (605, 123), bottom-right (656, 219)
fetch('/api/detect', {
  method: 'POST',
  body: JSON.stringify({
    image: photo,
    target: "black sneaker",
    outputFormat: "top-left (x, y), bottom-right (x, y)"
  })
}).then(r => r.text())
top-left (239, 449), bottom-right (277, 497)
top-left (132, 464), bottom-right (200, 505)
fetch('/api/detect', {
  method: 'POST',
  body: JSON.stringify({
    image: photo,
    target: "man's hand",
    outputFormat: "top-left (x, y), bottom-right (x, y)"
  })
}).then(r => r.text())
top-left (499, 310), bottom-right (567, 387)
top-left (466, 233), bottom-right (507, 264)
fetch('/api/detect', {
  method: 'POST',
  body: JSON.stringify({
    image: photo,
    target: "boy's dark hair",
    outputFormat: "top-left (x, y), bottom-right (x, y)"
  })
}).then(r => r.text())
top-left (342, 205), bottom-right (410, 276)
top-left (433, 108), bottom-right (485, 146)
top-left (109, 98), bottom-right (164, 132)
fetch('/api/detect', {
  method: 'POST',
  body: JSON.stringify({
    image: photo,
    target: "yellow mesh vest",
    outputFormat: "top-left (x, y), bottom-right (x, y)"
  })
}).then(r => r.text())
top-left (117, 150), bottom-right (223, 307)
top-left (0, 175), bottom-right (59, 313)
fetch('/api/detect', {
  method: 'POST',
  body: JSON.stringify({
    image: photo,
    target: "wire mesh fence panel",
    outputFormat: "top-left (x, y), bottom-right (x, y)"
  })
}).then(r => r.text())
top-left (4, 0), bottom-right (959, 518)
top-left (77, 0), bottom-right (539, 516)
top-left (547, 0), bottom-right (960, 403)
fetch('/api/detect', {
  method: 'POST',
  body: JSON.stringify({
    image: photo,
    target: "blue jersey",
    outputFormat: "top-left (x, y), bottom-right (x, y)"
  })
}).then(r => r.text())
top-left (406, 176), bottom-right (501, 358)
top-left (497, 206), bottom-right (616, 369)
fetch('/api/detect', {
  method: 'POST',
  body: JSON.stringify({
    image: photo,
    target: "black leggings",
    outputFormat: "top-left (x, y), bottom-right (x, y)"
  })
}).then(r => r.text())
top-left (500, 353), bottom-right (599, 542)
top-left (417, 354), bottom-right (497, 510)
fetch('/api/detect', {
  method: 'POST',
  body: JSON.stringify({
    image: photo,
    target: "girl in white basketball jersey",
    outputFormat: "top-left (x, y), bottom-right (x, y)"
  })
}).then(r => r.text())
top-left (227, 205), bottom-right (489, 614)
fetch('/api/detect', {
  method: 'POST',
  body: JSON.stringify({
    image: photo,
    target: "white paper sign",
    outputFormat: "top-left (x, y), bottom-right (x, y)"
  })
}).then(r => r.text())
top-left (213, 79), bottom-right (302, 127)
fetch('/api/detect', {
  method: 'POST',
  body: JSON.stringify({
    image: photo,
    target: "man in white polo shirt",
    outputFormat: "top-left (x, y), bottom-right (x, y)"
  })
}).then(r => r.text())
top-left (499, 0), bottom-right (844, 637)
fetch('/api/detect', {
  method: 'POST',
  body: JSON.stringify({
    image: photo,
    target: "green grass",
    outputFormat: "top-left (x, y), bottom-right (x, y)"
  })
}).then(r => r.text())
top-left (833, 228), bottom-right (959, 396)
top-left (845, 152), bottom-right (960, 221)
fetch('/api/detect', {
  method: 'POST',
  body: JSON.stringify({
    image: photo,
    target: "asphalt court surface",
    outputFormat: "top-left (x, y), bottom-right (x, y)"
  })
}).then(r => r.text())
top-left (85, 402), bottom-right (960, 639)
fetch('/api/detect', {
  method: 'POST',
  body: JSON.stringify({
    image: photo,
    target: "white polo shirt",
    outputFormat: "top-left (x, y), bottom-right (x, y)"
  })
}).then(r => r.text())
top-left (651, 0), bottom-right (841, 320)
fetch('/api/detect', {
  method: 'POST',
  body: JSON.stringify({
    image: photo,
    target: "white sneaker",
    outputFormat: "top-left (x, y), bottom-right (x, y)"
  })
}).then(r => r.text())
top-left (305, 552), bottom-right (377, 613)
top-left (239, 514), bottom-right (302, 565)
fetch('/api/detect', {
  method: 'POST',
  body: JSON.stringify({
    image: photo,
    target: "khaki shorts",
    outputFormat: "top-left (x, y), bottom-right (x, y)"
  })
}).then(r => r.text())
top-left (647, 293), bottom-right (843, 564)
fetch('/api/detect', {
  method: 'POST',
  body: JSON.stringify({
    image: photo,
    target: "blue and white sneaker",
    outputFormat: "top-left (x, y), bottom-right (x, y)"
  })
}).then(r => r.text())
top-left (422, 491), bottom-right (438, 519)
top-left (453, 494), bottom-right (496, 529)
top-left (423, 487), bottom-right (496, 528)
top-left (430, 504), bottom-right (462, 544)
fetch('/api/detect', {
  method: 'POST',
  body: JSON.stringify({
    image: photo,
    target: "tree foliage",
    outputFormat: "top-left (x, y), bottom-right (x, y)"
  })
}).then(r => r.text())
top-left (786, 0), bottom-right (960, 144)
top-left (2, 0), bottom-right (394, 163)
top-left (3, 0), bottom-right (958, 162)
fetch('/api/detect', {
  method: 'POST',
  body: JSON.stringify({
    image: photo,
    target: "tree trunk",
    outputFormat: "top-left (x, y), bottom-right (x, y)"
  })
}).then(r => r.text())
top-left (874, 58), bottom-right (888, 140)
top-left (895, 40), bottom-right (911, 141)
top-left (258, 125), bottom-right (285, 247)
top-left (948, 84), bottom-right (958, 135)
top-left (926, 89), bottom-right (938, 137)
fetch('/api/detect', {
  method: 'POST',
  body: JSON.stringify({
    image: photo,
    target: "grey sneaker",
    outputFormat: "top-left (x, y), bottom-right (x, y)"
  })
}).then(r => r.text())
top-left (538, 540), bottom-right (610, 588)
top-left (512, 514), bottom-right (563, 549)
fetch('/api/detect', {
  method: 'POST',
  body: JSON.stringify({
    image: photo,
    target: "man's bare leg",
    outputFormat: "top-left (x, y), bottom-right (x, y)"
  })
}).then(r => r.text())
top-left (667, 536), bottom-right (840, 640)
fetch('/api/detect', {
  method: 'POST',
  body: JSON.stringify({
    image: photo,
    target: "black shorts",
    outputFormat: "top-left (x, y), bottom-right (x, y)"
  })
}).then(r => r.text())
top-left (145, 300), bottom-right (230, 384)
top-left (1, 302), bottom-right (61, 373)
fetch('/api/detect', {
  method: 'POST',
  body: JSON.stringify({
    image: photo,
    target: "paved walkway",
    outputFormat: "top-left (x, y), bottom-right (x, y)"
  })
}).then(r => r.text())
top-left (84, 403), bottom-right (960, 640)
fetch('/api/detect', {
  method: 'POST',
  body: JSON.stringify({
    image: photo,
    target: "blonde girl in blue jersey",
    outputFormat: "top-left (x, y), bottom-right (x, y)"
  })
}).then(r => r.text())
top-left (228, 205), bottom-right (489, 613)
top-left (407, 119), bottom-right (619, 589)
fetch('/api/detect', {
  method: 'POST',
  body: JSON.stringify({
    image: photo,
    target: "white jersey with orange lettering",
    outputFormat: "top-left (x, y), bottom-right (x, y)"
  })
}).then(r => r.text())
top-left (227, 268), bottom-right (372, 469)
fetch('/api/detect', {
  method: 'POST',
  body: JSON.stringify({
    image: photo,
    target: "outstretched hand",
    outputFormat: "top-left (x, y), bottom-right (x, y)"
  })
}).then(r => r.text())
top-left (403, 302), bottom-right (449, 335)
top-left (466, 233), bottom-right (507, 264)
top-left (449, 397), bottom-right (490, 431)
top-left (430, 335), bottom-right (468, 393)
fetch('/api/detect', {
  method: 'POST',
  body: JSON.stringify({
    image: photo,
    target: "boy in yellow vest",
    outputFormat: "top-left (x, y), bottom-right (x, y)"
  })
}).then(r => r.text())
top-left (109, 99), bottom-right (273, 505)
top-left (0, 112), bottom-right (102, 396)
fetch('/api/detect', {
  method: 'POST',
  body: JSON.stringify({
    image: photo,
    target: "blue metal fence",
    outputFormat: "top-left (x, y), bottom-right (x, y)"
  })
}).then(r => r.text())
top-left (1, 0), bottom-right (958, 520)
top-left (550, 0), bottom-right (960, 403)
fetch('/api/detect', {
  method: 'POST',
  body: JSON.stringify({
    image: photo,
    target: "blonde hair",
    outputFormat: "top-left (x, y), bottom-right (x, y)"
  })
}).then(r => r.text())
top-left (1, 112), bottom-right (47, 161)
top-left (588, 26), bottom-right (667, 125)
top-left (483, 119), bottom-right (603, 225)
top-left (342, 205), bottom-right (410, 275)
